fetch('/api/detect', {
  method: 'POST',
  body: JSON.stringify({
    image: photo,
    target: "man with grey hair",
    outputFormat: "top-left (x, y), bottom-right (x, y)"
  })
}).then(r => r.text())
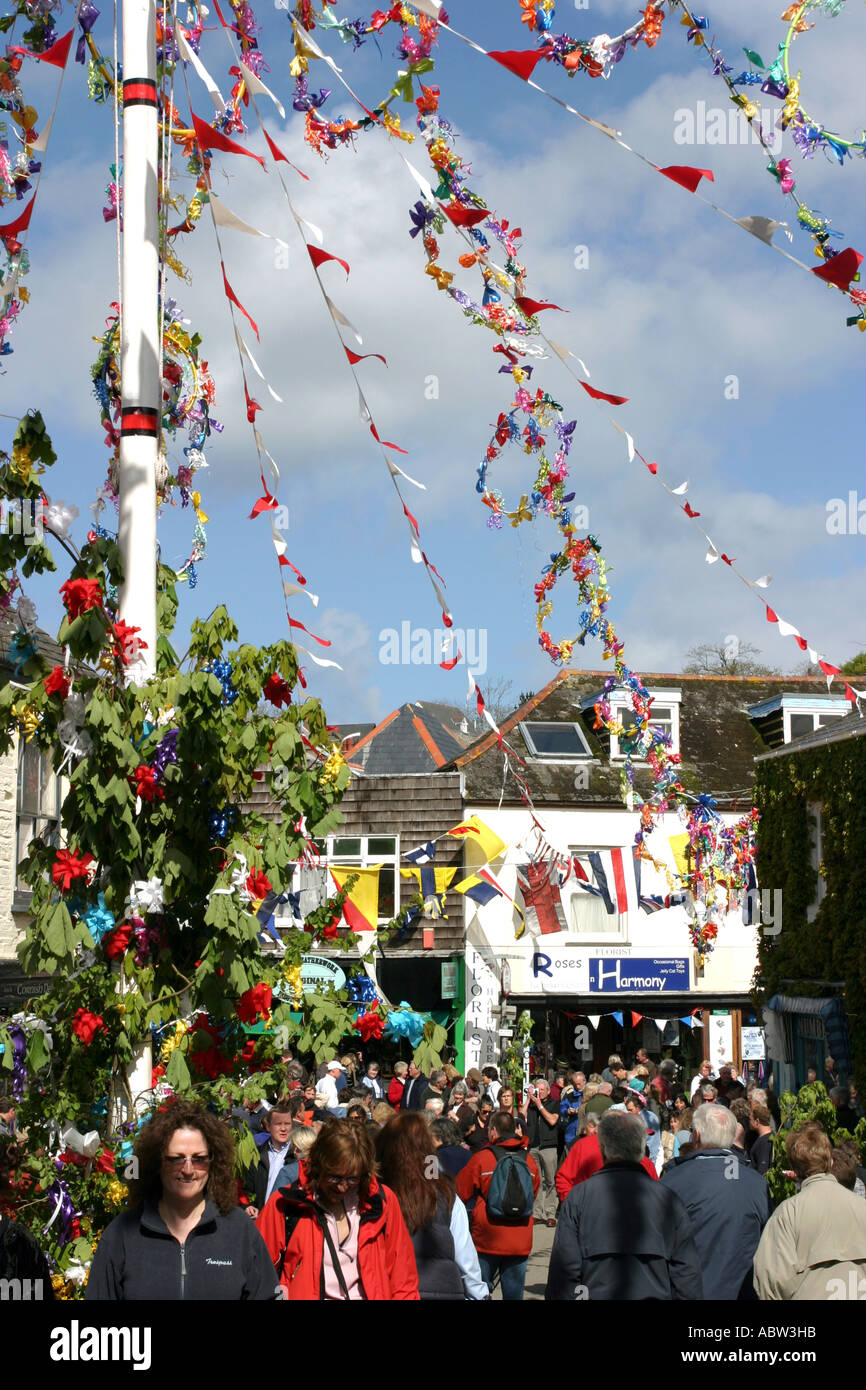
top-left (424, 1095), bottom-right (445, 1120)
top-left (661, 1102), bottom-right (769, 1299)
top-left (546, 1111), bottom-right (701, 1300)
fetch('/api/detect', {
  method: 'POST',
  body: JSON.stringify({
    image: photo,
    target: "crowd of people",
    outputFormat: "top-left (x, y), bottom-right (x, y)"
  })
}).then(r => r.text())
top-left (1, 1047), bottom-right (865, 1302)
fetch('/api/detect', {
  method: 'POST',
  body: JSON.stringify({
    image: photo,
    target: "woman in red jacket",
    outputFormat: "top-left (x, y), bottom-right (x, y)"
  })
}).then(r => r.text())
top-left (256, 1120), bottom-right (419, 1300)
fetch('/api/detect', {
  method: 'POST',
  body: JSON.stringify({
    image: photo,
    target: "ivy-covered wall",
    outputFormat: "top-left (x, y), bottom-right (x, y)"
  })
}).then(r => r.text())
top-left (754, 732), bottom-right (866, 1094)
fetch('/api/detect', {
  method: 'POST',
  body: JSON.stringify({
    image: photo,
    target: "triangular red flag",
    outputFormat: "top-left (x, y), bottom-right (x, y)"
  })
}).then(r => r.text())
top-left (280, 559), bottom-right (307, 584)
top-left (795, 636), bottom-right (809, 651)
top-left (344, 346), bottom-right (386, 367)
top-left (369, 422), bottom-right (408, 454)
top-left (516, 295), bottom-right (566, 316)
top-left (683, 502), bottom-right (701, 519)
top-left (439, 650), bottom-right (463, 671)
top-left (307, 244), bottom-right (350, 277)
top-left (631, 1012), bottom-right (643, 1028)
top-left (439, 202), bottom-right (489, 229)
top-left (403, 503), bottom-right (420, 537)
top-left (580, 381), bottom-right (628, 406)
top-left (244, 385), bottom-right (262, 422)
top-left (250, 491), bottom-right (278, 518)
top-left (0, 195), bottom-right (36, 243)
top-left (812, 247), bottom-right (863, 291)
top-left (818, 660), bottom-right (841, 677)
top-left (9, 29), bottom-right (73, 67)
top-left (191, 111), bottom-right (265, 167)
top-left (844, 684), bottom-right (858, 703)
top-left (287, 617), bottom-right (331, 647)
top-left (765, 606), bottom-right (779, 624)
top-left (475, 684), bottom-right (486, 717)
top-left (721, 554), bottom-right (736, 566)
top-left (488, 49), bottom-right (545, 82)
top-left (222, 266), bottom-right (259, 340)
top-left (263, 129), bottom-right (309, 180)
top-left (658, 165), bottom-right (714, 193)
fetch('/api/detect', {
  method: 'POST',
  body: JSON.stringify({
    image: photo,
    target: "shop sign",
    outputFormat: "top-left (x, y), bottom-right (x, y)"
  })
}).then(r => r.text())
top-left (274, 955), bottom-right (347, 1002)
top-left (741, 1026), bottom-right (766, 1062)
top-left (441, 961), bottom-right (458, 999)
top-left (588, 957), bottom-right (690, 993)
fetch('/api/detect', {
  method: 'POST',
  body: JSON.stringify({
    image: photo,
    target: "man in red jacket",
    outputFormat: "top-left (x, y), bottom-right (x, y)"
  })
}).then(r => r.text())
top-left (456, 1112), bottom-right (540, 1301)
top-left (555, 1115), bottom-right (658, 1204)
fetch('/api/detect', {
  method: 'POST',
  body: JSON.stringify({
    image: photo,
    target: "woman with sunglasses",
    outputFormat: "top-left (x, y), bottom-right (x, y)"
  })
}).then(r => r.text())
top-left (256, 1118), bottom-right (419, 1300)
top-left (86, 1100), bottom-right (276, 1300)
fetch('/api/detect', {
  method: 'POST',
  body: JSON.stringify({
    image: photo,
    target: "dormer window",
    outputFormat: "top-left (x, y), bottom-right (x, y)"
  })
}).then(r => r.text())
top-left (609, 689), bottom-right (681, 760)
top-left (748, 695), bottom-right (849, 748)
top-left (520, 721), bottom-right (593, 760)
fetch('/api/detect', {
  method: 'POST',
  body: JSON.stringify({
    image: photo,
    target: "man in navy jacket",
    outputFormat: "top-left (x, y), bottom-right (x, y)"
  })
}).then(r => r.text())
top-left (546, 1111), bottom-right (702, 1301)
top-left (661, 1102), bottom-right (769, 1299)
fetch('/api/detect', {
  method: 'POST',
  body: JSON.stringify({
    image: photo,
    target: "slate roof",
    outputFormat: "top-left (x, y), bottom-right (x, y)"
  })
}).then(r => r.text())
top-left (755, 705), bottom-right (866, 760)
top-left (442, 670), bottom-right (837, 811)
top-left (343, 702), bottom-right (473, 775)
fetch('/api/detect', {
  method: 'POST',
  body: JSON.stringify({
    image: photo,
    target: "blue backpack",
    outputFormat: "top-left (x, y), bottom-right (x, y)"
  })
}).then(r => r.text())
top-left (486, 1144), bottom-right (534, 1222)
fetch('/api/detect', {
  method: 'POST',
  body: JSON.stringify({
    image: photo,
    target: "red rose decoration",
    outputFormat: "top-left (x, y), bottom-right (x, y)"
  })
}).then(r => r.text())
top-left (103, 924), bottom-right (133, 960)
top-left (72, 1009), bottom-right (105, 1046)
top-left (245, 869), bottom-right (272, 900)
top-left (321, 920), bottom-right (339, 940)
top-left (263, 673), bottom-right (292, 708)
top-left (59, 577), bottom-right (103, 618)
top-left (44, 666), bottom-right (70, 700)
top-left (112, 619), bottom-right (146, 666)
top-left (95, 1148), bottom-right (116, 1175)
top-left (131, 765), bottom-right (163, 803)
top-left (354, 1008), bottom-right (385, 1042)
top-left (235, 983), bottom-right (272, 1024)
top-left (52, 849), bottom-right (95, 892)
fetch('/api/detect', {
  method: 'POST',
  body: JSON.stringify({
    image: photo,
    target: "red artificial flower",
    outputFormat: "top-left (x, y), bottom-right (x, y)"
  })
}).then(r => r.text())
top-left (57, 1149), bottom-right (89, 1168)
top-left (321, 917), bottom-right (340, 940)
top-left (235, 983), bottom-right (272, 1024)
top-left (52, 849), bottom-right (95, 892)
top-left (44, 666), bottom-right (70, 700)
top-left (354, 1008), bottom-right (385, 1042)
top-left (59, 577), bottom-right (103, 618)
top-left (103, 924), bottom-right (133, 960)
top-left (151, 1064), bottom-right (165, 1088)
top-left (262, 673), bottom-right (292, 708)
top-left (71, 1009), bottom-right (105, 1046)
top-left (245, 869), bottom-right (272, 900)
top-left (95, 1148), bottom-right (116, 1175)
top-left (241, 1039), bottom-right (257, 1063)
top-left (131, 765), bottom-right (163, 803)
top-left (112, 620), bottom-right (146, 666)
top-left (415, 83), bottom-right (440, 115)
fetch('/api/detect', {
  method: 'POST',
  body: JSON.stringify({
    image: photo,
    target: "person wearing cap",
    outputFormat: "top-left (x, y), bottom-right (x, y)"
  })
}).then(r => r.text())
top-left (316, 1061), bottom-right (348, 1115)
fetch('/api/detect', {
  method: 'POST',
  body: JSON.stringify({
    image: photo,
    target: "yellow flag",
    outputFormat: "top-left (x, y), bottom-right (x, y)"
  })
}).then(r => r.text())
top-left (669, 834), bottom-right (691, 881)
top-left (330, 865), bottom-right (380, 932)
top-left (446, 815), bottom-right (506, 863)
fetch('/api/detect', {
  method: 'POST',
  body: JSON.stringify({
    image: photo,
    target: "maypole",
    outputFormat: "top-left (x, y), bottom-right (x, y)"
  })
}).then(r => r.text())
top-left (116, 0), bottom-right (158, 685)
top-left (114, 0), bottom-right (160, 1120)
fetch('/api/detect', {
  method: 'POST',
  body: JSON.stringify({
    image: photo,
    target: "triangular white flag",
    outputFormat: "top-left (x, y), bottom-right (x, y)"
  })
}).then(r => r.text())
top-left (669, 480), bottom-right (689, 496)
top-left (653, 1018), bottom-right (669, 1034)
top-left (235, 328), bottom-right (283, 403)
top-left (325, 295), bottom-right (362, 345)
top-left (587, 1015), bottom-right (602, 1031)
top-left (298, 215), bottom-right (323, 245)
top-left (705, 541), bottom-right (720, 564)
top-left (749, 575), bottom-right (772, 589)
top-left (735, 215), bottom-right (782, 246)
top-left (176, 26), bottom-right (226, 112)
top-left (31, 112), bottom-right (54, 152)
top-left (777, 619), bottom-right (801, 639)
top-left (240, 61), bottom-right (286, 119)
top-left (283, 579), bottom-right (319, 606)
top-left (210, 193), bottom-right (285, 250)
top-left (401, 154), bottom-right (437, 206)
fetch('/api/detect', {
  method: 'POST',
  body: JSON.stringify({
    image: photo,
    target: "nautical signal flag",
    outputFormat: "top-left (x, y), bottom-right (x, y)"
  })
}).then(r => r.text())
top-left (587, 849), bottom-right (639, 916)
top-left (404, 841), bottom-right (436, 865)
top-left (454, 866), bottom-right (510, 907)
top-left (400, 865), bottom-right (459, 918)
top-left (329, 866), bottom-right (380, 932)
top-left (446, 815), bottom-right (506, 863)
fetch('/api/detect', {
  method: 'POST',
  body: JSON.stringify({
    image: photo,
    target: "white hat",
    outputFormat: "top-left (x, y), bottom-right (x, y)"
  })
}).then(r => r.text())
top-left (326, 1060), bottom-right (343, 1073)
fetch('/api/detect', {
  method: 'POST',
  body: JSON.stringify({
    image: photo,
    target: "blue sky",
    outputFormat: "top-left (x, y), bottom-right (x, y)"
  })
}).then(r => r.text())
top-left (4, 0), bottom-right (865, 720)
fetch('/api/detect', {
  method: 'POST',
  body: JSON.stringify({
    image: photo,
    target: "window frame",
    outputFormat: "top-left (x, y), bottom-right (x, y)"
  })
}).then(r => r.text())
top-left (15, 739), bottom-right (62, 899)
top-left (519, 720), bottom-right (594, 762)
top-left (609, 688), bottom-right (681, 762)
top-left (278, 833), bottom-right (401, 927)
top-left (565, 847), bottom-right (629, 943)
top-left (783, 705), bottom-right (848, 744)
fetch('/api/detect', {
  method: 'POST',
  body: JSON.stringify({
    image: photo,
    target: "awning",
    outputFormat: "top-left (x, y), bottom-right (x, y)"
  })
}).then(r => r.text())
top-left (764, 994), bottom-right (851, 1079)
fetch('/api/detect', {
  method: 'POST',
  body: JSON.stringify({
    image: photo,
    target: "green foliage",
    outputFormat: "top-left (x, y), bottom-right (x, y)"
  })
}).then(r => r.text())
top-left (502, 1011), bottom-right (534, 1094)
top-left (764, 1082), bottom-right (866, 1205)
top-left (753, 735), bottom-right (866, 1096)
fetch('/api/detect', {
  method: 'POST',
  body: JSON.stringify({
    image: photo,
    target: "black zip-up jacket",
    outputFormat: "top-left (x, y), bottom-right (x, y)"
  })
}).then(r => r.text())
top-left (85, 1197), bottom-right (278, 1301)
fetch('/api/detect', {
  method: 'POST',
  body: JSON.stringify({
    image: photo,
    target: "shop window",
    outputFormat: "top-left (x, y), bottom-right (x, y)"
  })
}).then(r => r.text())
top-left (16, 741), bottom-right (61, 898)
top-left (567, 849), bottom-right (627, 941)
top-left (806, 802), bottom-right (826, 923)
